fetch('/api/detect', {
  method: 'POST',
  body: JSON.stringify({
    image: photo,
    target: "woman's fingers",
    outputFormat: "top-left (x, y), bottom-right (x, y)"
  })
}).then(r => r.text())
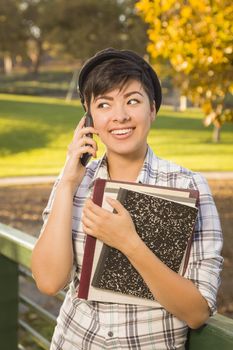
top-left (83, 201), bottom-right (99, 221)
top-left (84, 198), bottom-right (111, 217)
top-left (61, 114), bottom-right (99, 187)
top-left (69, 135), bottom-right (97, 151)
top-left (74, 126), bottom-right (97, 141)
top-left (81, 197), bottom-right (137, 252)
top-left (68, 136), bottom-right (97, 158)
top-left (72, 116), bottom-right (86, 139)
top-left (82, 215), bottom-right (95, 232)
top-left (79, 145), bottom-right (96, 159)
top-left (82, 223), bottom-right (93, 236)
top-left (69, 116), bottom-right (99, 161)
top-left (73, 113), bottom-right (98, 139)
top-left (105, 197), bottom-right (126, 215)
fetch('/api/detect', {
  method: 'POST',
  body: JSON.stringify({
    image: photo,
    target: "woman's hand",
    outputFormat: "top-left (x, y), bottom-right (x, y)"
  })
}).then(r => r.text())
top-left (60, 116), bottom-right (98, 192)
top-left (82, 197), bottom-right (141, 256)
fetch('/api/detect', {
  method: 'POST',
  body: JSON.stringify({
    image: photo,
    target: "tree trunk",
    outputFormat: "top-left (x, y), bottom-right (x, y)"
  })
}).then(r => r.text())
top-left (4, 54), bottom-right (13, 75)
top-left (213, 125), bottom-right (221, 143)
top-left (66, 69), bottom-right (79, 101)
top-left (32, 40), bottom-right (43, 76)
top-left (173, 90), bottom-right (180, 111)
top-left (180, 95), bottom-right (187, 111)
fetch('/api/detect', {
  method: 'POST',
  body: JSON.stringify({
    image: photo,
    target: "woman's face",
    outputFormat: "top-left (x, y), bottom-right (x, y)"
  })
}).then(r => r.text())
top-left (90, 79), bottom-right (155, 160)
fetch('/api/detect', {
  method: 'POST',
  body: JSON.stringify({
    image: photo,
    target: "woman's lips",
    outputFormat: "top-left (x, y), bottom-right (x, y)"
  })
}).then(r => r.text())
top-left (110, 127), bottom-right (134, 137)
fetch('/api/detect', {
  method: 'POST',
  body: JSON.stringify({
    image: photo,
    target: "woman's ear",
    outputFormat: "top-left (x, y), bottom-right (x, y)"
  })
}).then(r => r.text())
top-left (150, 101), bottom-right (156, 123)
top-left (84, 102), bottom-right (88, 112)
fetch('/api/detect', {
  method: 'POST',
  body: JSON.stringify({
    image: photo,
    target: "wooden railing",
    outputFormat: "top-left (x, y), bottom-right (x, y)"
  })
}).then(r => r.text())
top-left (0, 223), bottom-right (65, 350)
top-left (0, 222), bottom-right (233, 350)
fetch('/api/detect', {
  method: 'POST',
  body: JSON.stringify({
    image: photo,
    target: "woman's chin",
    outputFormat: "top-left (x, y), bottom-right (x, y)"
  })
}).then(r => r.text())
top-left (106, 145), bottom-right (147, 160)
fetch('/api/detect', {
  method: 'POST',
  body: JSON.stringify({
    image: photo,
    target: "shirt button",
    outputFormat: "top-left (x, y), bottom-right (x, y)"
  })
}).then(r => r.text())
top-left (108, 331), bottom-right (114, 337)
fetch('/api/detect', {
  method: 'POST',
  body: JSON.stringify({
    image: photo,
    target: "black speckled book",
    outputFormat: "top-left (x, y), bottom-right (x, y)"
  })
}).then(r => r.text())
top-left (78, 178), bottom-right (199, 305)
top-left (91, 187), bottom-right (198, 301)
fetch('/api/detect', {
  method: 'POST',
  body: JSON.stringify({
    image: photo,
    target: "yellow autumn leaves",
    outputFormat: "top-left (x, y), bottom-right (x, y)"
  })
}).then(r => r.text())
top-left (135, 0), bottom-right (233, 132)
top-left (136, 0), bottom-right (232, 73)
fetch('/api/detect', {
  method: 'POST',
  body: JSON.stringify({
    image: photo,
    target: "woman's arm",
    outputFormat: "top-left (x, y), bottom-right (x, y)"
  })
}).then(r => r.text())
top-left (31, 181), bottom-right (77, 295)
top-left (31, 117), bottom-right (98, 295)
top-left (126, 238), bottom-right (210, 329)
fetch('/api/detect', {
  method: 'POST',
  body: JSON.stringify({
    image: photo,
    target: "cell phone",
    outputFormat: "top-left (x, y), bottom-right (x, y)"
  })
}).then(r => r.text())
top-left (80, 112), bottom-right (94, 166)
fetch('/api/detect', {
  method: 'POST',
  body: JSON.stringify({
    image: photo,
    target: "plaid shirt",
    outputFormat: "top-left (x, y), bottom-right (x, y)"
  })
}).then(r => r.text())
top-left (44, 146), bottom-right (223, 350)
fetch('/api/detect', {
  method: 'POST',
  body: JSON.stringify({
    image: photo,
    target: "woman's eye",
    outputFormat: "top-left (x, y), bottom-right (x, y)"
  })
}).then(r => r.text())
top-left (98, 102), bottom-right (109, 108)
top-left (128, 99), bottom-right (139, 105)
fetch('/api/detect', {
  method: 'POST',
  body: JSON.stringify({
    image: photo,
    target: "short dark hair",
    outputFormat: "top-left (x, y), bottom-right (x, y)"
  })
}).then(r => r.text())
top-left (83, 58), bottom-right (155, 110)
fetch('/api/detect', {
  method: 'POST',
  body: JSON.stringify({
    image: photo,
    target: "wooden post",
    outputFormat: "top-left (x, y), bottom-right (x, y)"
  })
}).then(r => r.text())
top-left (0, 255), bottom-right (18, 350)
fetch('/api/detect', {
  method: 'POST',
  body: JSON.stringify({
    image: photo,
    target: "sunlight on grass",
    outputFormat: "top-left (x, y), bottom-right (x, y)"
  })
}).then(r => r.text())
top-left (0, 94), bottom-right (232, 177)
top-left (0, 93), bottom-right (80, 106)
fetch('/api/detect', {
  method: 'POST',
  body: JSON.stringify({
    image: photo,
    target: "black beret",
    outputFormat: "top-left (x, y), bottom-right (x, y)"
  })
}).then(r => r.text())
top-left (78, 48), bottom-right (162, 113)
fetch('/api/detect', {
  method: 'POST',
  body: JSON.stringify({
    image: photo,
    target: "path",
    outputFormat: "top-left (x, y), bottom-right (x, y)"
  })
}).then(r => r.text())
top-left (0, 172), bottom-right (233, 186)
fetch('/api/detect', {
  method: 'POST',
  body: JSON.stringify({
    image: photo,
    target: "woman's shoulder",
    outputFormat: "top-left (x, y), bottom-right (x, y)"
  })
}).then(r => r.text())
top-left (148, 148), bottom-right (208, 191)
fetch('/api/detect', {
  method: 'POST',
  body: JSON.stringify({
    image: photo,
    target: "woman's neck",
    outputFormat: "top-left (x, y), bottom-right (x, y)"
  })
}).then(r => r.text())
top-left (106, 150), bottom-right (147, 182)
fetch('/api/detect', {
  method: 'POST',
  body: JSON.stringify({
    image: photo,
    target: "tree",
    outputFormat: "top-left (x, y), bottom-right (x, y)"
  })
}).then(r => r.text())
top-left (0, 0), bottom-right (148, 75)
top-left (22, 0), bottom-right (57, 75)
top-left (136, 0), bottom-right (233, 142)
top-left (113, 0), bottom-right (149, 55)
top-left (0, 0), bottom-right (28, 74)
top-left (49, 0), bottom-right (148, 62)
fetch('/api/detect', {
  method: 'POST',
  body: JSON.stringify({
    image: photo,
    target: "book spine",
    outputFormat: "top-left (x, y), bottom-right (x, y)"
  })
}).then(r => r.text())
top-left (77, 178), bottom-right (106, 299)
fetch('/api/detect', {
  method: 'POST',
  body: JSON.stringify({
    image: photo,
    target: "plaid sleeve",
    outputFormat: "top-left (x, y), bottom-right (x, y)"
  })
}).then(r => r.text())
top-left (184, 173), bottom-right (223, 315)
top-left (40, 176), bottom-right (61, 233)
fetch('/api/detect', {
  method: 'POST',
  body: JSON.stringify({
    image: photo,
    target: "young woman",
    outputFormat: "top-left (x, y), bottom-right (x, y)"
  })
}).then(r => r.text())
top-left (31, 48), bottom-right (223, 350)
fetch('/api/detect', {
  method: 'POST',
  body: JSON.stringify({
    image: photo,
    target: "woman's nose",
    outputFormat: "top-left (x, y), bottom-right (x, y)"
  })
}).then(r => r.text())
top-left (112, 105), bottom-right (131, 122)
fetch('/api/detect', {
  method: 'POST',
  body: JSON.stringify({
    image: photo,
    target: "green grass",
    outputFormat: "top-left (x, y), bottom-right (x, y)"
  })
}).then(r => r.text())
top-left (0, 94), bottom-right (233, 177)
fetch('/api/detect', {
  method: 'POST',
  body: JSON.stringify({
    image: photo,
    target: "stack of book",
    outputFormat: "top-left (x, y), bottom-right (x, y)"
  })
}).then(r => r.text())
top-left (78, 178), bottom-right (199, 306)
